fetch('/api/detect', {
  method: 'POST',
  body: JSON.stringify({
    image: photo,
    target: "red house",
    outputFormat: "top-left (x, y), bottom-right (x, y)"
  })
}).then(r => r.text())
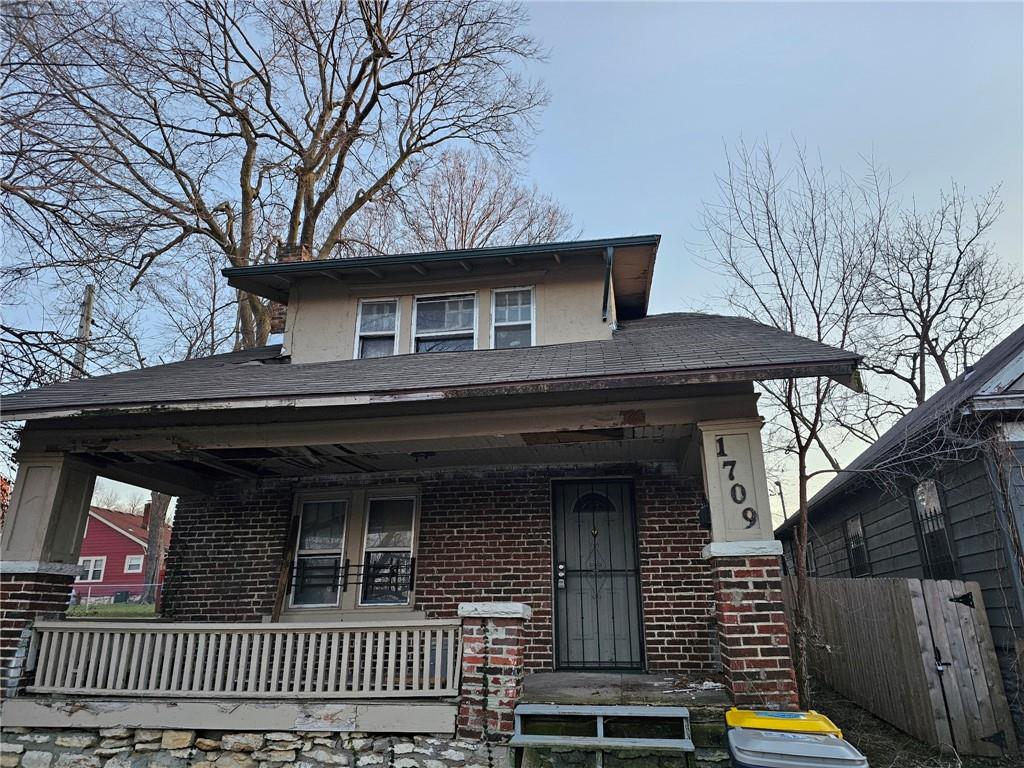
top-left (72, 505), bottom-right (171, 604)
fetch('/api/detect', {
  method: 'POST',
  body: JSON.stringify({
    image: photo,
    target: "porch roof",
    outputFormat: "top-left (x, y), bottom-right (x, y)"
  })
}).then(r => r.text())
top-left (2, 313), bottom-right (859, 421)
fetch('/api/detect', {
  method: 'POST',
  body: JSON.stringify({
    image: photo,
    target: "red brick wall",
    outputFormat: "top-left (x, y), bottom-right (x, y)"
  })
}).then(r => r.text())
top-left (0, 572), bottom-right (75, 697)
top-left (163, 462), bottom-right (716, 675)
top-left (710, 555), bottom-right (799, 709)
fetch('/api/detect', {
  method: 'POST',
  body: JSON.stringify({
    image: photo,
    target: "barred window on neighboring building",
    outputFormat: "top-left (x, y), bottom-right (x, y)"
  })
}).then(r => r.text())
top-left (806, 540), bottom-right (818, 577)
top-left (844, 516), bottom-right (870, 577)
top-left (913, 479), bottom-right (958, 579)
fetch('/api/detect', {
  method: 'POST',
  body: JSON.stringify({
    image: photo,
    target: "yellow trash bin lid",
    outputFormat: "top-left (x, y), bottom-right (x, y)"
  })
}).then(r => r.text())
top-left (725, 708), bottom-right (843, 738)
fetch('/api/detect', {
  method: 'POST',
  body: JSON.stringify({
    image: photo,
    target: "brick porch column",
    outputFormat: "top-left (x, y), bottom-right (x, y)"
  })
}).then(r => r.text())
top-left (0, 453), bottom-right (95, 698)
top-left (705, 542), bottom-right (799, 710)
top-left (457, 602), bottom-right (531, 741)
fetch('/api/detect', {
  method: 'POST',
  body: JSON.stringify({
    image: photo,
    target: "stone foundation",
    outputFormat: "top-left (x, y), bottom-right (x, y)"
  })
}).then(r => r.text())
top-left (0, 728), bottom-right (507, 768)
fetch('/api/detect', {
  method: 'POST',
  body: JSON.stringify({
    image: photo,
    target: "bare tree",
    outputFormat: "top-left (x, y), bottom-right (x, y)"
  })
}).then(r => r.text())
top-left (699, 140), bottom-right (888, 702)
top-left (2, 0), bottom-right (546, 349)
top-left (858, 185), bottom-right (1020, 414)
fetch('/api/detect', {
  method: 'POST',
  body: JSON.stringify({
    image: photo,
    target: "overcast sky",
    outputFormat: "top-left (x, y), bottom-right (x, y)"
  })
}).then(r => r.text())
top-left (522, 1), bottom-right (1024, 314)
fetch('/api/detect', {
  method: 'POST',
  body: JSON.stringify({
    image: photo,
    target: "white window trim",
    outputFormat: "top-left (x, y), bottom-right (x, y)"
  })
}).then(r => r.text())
top-left (124, 554), bottom-right (144, 574)
top-left (288, 495), bottom-right (350, 609)
top-left (357, 494), bottom-right (418, 608)
top-left (77, 556), bottom-right (106, 582)
top-left (411, 291), bottom-right (478, 353)
top-left (353, 298), bottom-right (401, 359)
top-left (489, 285), bottom-right (536, 350)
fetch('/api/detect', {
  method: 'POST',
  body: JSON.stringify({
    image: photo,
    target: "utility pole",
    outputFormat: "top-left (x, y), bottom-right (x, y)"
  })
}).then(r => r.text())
top-left (70, 284), bottom-right (95, 379)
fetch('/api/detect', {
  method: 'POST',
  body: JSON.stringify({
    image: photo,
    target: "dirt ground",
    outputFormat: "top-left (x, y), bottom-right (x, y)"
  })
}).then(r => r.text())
top-left (812, 689), bottom-right (1023, 768)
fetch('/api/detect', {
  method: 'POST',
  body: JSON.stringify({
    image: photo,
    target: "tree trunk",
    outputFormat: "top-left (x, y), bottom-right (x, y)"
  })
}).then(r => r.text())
top-left (794, 447), bottom-right (813, 707)
top-left (141, 492), bottom-right (171, 605)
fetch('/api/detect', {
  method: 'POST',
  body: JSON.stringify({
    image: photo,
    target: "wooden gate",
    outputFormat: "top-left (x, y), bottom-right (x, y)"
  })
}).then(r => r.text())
top-left (783, 577), bottom-right (1018, 757)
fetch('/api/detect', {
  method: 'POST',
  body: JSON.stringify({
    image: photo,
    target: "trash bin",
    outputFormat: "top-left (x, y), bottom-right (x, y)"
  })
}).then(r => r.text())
top-left (728, 728), bottom-right (869, 768)
top-left (113, 591), bottom-right (130, 604)
top-left (726, 708), bottom-right (843, 738)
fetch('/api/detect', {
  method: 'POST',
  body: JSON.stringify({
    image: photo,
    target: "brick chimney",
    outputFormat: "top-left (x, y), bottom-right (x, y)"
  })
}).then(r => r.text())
top-left (269, 243), bottom-right (313, 335)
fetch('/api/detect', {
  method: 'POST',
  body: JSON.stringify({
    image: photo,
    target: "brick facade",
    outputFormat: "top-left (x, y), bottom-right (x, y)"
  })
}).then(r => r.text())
top-left (162, 462), bottom-right (717, 675)
top-left (458, 613), bottom-right (528, 740)
top-left (710, 555), bottom-right (799, 709)
top-left (0, 572), bottom-right (75, 697)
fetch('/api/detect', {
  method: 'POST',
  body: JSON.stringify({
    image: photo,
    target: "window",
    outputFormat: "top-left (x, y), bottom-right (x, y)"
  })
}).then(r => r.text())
top-left (805, 540), bottom-right (818, 577)
top-left (361, 497), bottom-right (416, 605)
top-left (492, 287), bottom-right (534, 349)
top-left (413, 294), bottom-right (475, 352)
top-left (291, 499), bottom-right (348, 607)
top-left (124, 554), bottom-right (144, 574)
top-left (844, 516), bottom-right (870, 577)
top-left (913, 480), bottom-right (958, 579)
top-left (356, 299), bottom-right (398, 359)
top-left (77, 556), bottom-right (106, 582)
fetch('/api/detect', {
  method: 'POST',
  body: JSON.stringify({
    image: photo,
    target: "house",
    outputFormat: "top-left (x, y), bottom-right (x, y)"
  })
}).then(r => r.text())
top-left (0, 236), bottom-right (861, 766)
top-left (72, 505), bottom-right (171, 605)
top-left (776, 322), bottom-right (1024, 738)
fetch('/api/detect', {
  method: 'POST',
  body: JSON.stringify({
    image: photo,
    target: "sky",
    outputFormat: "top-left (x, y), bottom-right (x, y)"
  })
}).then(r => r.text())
top-left (81, 1), bottom-right (1024, 512)
top-left (522, 1), bottom-right (1024, 314)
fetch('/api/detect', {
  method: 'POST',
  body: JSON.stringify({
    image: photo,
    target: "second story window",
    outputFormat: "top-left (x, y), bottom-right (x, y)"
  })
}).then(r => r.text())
top-left (492, 287), bottom-right (534, 349)
top-left (414, 294), bottom-right (475, 352)
top-left (844, 516), bottom-right (870, 577)
top-left (356, 299), bottom-right (398, 359)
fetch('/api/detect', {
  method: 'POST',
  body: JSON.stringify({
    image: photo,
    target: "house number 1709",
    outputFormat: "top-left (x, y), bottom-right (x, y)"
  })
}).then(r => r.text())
top-left (715, 437), bottom-right (759, 529)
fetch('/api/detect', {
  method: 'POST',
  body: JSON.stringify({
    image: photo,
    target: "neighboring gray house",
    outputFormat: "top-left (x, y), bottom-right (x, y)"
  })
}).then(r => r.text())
top-left (777, 323), bottom-right (1024, 734)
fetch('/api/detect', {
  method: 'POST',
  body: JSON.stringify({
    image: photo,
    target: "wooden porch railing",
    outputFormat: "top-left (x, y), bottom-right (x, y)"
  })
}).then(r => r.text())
top-left (27, 619), bottom-right (462, 698)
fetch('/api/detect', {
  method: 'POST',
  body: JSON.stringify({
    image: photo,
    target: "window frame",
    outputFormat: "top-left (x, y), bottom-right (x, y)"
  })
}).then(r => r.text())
top-left (353, 297), bottom-right (400, 360)
top-left (911, 479), bottom-right (960, 579)
top-left (77, 556), bottom-right (106, 582)
top-left (288, 494), bottom-right (350, 610)
top-left (490, 286), bottom-right (536, 350)
top-left (411, 291), bottom-right (478, 353)
top-left (357, 493), bottom-right (418, 608)
top-left (843, 515), bottom-right (871, 577)
top-left (124, 554), bottom-right (144, 574)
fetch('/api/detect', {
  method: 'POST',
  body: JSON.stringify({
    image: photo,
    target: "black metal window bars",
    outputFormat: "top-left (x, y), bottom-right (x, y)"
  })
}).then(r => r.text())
top-left (290, 557), bottom-right (417, 605)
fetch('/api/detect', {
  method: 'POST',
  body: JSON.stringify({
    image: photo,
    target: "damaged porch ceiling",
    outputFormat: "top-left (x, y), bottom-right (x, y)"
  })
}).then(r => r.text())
top-left (87, 424), bottom-right (694, 488)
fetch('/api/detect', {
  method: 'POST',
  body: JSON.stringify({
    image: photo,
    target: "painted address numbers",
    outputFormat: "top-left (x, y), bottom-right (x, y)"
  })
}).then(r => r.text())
top-left (715, 436), bottom-right (759, 529)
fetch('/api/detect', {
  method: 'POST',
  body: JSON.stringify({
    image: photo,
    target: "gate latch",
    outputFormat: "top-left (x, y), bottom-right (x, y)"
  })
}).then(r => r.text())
top-left (950, 592), bottom-right (975, 608)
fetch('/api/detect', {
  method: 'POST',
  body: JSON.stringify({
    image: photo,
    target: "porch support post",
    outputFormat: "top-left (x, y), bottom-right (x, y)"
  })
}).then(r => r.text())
top-left (456, 602), bottom-right (531, 741)
top-left (0, 453), bottom-right (96, 697)
top-left (697, 420), bottom-right (799, 710)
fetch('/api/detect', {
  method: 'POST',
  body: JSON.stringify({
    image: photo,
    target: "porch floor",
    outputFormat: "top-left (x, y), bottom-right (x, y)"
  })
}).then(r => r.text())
top-left (521, 672), bottom-right (731, 711)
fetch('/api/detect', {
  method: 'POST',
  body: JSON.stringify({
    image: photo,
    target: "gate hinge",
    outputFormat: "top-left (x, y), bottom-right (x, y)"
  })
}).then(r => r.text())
top-left (950, 592), bottom-right (975, 609)
top-left (981, 730), bottom-right (1007, 751)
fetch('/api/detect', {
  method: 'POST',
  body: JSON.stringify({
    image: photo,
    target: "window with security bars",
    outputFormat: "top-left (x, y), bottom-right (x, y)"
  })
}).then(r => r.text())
top-left (913, 479), bottom-right (958, 579)
top-left (806, 540), bottom-right (818, 576)
top-left (844, 516), bottom-right (870, 577)
top-left (414, 294), bottom-right (475, 352)
top-left (356, 299), bottom-right (398, 359)
top-left (291, 499), bottom-right (347, 607)
top-left (361, 497), bottom-right (416, 605)
top-left (492, 288), bottom-right (533, 349)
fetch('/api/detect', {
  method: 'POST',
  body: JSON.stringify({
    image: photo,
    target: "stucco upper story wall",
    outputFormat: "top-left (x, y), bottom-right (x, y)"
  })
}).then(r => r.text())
top-left (284, 262), bottom-right (612, 364)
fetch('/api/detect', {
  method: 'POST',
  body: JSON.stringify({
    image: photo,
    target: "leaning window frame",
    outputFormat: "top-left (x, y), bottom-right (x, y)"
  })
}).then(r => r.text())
top-left (411, 291), bottom-right (478, 353)
top-left (288, 493), bottom-right (350, 610)
top-left (77, 556), bottom-right (106, 582)
top-left (911, 478), bottom-right (960, 579)
top-left (490, 286), bottom-right (536, 350)
top-left (353, 297), bottom-right (400, 360)
top-left (357, 493), bottom-right (419, 608)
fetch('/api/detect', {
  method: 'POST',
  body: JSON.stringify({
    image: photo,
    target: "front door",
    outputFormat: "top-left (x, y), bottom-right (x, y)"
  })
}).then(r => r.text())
top-left (553, 480), bottom-right (643, 670)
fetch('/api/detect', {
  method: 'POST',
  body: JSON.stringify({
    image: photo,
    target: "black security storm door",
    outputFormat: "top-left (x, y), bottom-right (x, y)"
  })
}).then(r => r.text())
top-left (553, 480), bottom-right (643, 670)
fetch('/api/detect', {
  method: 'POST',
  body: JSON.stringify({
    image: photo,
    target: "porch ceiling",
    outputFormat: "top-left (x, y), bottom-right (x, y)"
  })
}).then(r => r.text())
top-left (85, 424), bottom-right (694, 492)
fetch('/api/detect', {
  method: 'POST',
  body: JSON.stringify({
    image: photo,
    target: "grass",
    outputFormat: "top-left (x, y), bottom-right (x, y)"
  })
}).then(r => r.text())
top-left (66, 602), bottom-right (156, 618)
top-left (812, 689), bottom-right (1019, 768)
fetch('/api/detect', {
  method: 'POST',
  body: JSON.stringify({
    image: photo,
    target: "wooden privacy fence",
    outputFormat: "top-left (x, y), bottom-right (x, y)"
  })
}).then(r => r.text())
top-left (783, 577), bottom-right (1017, 758)
top-left (27, 619), bottom-right (462, 699)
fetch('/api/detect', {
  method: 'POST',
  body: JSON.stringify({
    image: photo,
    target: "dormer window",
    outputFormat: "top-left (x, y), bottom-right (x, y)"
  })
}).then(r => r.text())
top-left (356, 299), bottom-right (398, 359)
top-left (413, 293), bottom-right (476, 352)
top-left (492, 287), bottom-right (534, 349)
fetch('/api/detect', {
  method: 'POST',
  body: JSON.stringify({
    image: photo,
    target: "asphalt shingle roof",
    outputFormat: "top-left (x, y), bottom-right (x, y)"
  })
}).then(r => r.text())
top-left (1, 313), bottom-right (858, 418)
